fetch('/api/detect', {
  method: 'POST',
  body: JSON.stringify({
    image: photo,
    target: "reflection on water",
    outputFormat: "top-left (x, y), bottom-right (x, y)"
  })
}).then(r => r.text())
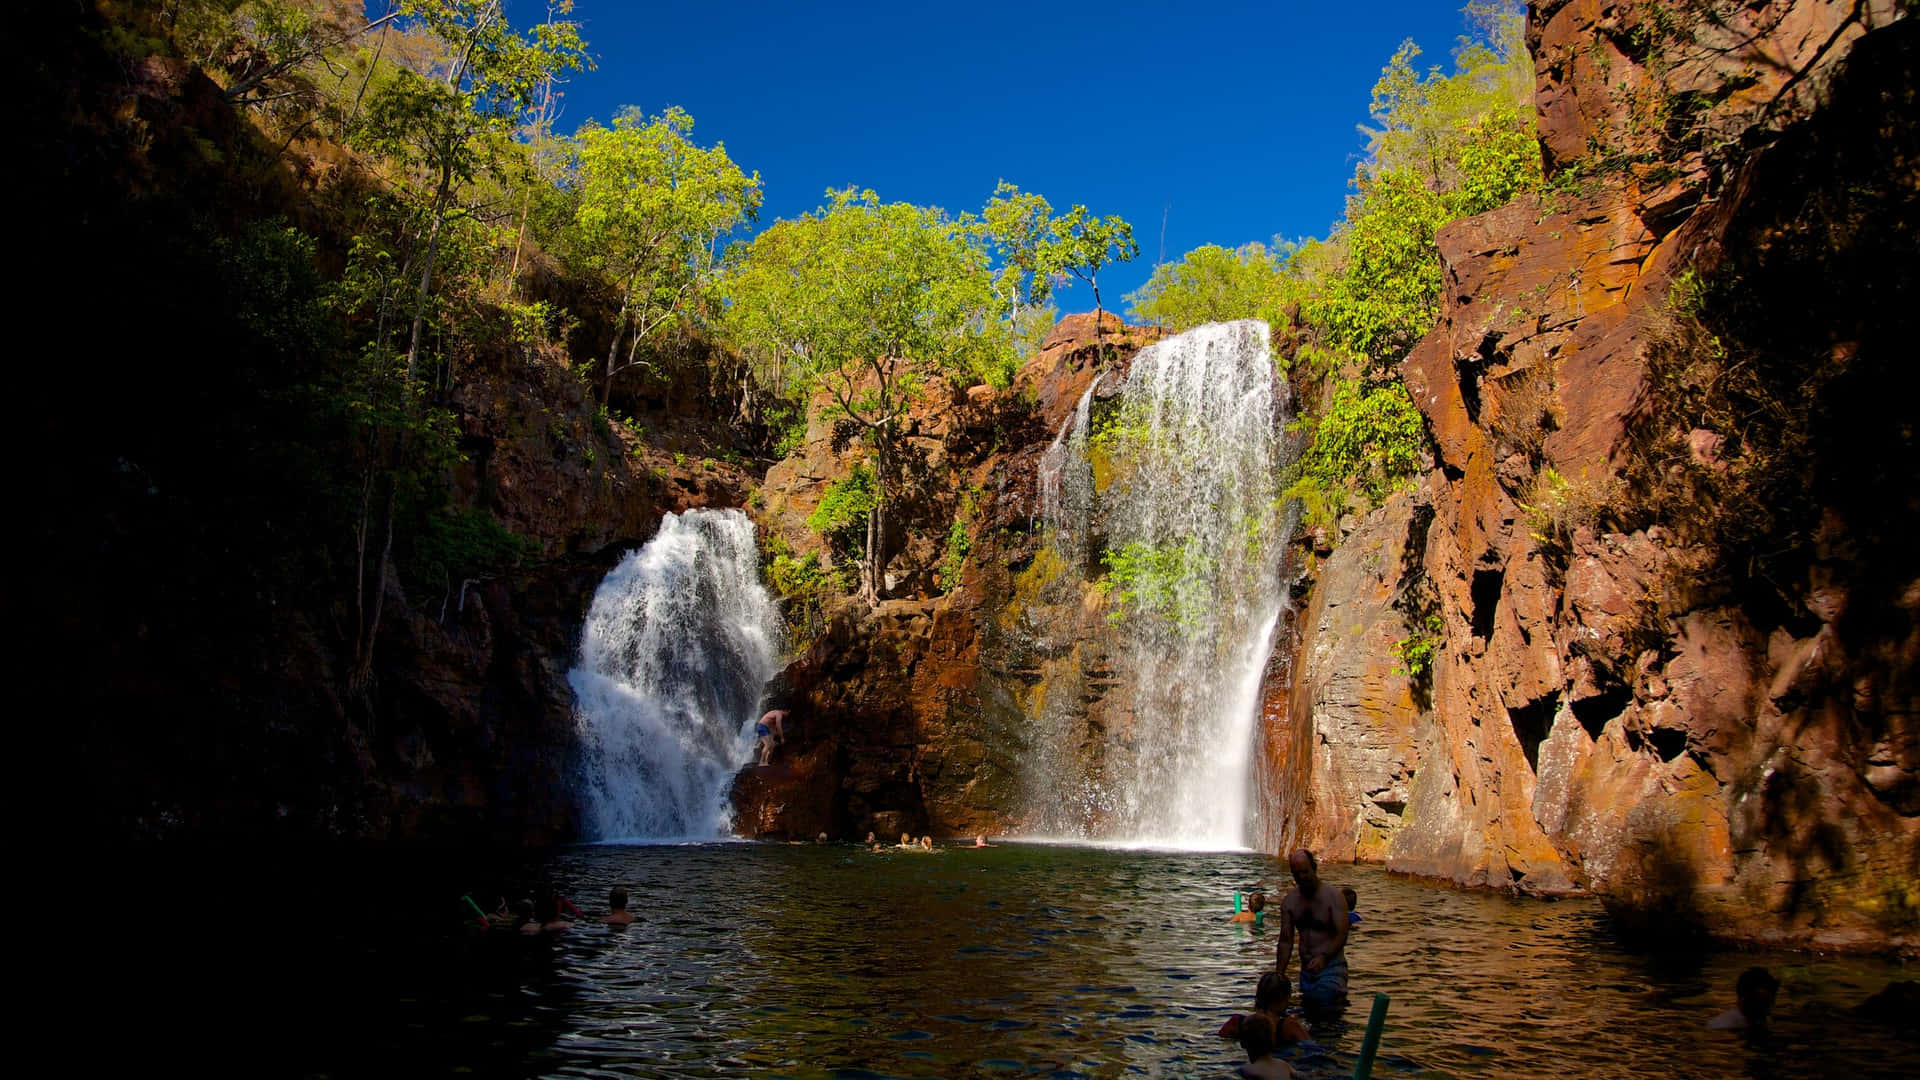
top-left (132, 845), bottom-right (1918, 1078)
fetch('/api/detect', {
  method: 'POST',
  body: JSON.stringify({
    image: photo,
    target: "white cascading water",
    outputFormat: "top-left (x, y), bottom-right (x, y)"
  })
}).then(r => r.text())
top-left (1029, 320), bottom-right (1291, 848)
top-left (568, 509), bottom-right (783, 842)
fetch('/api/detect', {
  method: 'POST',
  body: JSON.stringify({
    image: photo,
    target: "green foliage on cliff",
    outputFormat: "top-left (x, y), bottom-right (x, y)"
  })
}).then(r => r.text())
top-left (1285, 379), bottom-right (1428, 530)
top-left (1391, 612), bottom-right (1445, 682)
top-left (938, 486), bottom-right (984, 594)
top-left (723, 188), bottom-right (1011, 597)
top-left (1102, 540), bottom-right (1215, 632)
top-left (572, 106), bottom-right (761, 403)
top-left (806, 463), bottom-right (880, 554)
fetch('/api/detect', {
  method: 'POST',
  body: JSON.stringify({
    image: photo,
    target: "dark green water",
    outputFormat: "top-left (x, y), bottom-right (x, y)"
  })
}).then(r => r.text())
top-left (124, 843), bottom-right (1916, 1078)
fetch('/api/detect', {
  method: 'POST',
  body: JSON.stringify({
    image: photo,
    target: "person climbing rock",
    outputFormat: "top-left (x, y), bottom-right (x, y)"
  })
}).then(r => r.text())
top-left (756, 708), bottom-right (788, 766)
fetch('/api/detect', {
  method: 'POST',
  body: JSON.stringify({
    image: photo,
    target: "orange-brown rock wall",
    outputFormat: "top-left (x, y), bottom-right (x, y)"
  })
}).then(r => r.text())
top-left (1286, 0), bottom-right (1918, 952)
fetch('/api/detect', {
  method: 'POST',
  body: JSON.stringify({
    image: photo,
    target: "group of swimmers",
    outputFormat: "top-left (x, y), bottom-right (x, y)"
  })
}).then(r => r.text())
top-left (1212, 849), bottom-right (1357, 1078)
top-left (862, 831), bottom-right (994, 853)
top-left (463, 888), bottom-right (638, 935)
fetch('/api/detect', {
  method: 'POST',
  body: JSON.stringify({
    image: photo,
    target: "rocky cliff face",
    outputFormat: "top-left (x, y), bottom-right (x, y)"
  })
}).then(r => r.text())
top-left (734, 314), bottom-right (1165, 839)
top-left (28, 22), bottom-right (758, 847)
top-left (1283, 0), bottom-right (1918, 951)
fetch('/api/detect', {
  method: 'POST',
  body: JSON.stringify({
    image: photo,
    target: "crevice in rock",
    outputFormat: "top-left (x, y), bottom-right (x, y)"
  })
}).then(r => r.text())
top-left (1647, 726), bottom-right (1688, 763)
top-left (1507, 693), bottom-right (1558, 773)
top-left (1470, 567), bottom-right (1504, 639)
top-left (1572, 685), bottom-right (1633, 740)
top-left (1457, 349), bottom-right (1485, 425)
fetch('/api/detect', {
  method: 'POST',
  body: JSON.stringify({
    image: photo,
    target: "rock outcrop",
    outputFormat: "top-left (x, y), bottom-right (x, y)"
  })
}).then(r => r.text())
top-left (1283, 0), bottom-right (1918, 952)
top-left (734, 313), bottom-right (1164, 839)
top-left (28, 15), bottom-right (759, 846)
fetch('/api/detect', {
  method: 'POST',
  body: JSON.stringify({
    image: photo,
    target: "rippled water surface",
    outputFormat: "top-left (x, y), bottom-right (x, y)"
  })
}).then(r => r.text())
top-left (150, 844), bottom-right (1916, 1078)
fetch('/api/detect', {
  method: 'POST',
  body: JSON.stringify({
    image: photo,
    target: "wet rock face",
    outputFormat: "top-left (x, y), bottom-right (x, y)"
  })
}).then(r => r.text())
top-left (734, 315), bottom-right (1162, 840)
top-left (1289, 1), bottom-right (1918, 951)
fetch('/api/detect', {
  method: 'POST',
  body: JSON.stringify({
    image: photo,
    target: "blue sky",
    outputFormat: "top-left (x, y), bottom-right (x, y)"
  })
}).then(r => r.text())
top-left (540, 1), bottom-right (1488, 312)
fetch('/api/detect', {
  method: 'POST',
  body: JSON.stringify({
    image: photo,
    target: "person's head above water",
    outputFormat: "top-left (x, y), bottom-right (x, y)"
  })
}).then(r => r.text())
top-left (900, 832), bottom-right (911, 845)
top-left (1237, 1012), bottom-right (1277, 1062)
top-left (608, 886), bottom-right (628, 912)
top-left (1246, 891), bottom-right (1266, 914)
top-left (1287, 849), bottom-right (1321, 895)
top-left (1341, 886), bottom-right (1356, 912)
top-left (1254, 970), bottom-right (1291, 1014)
top-left (1736, 966), bottom-right (1780, 1021)
top-left (866, 832), bottom-right (877, 844)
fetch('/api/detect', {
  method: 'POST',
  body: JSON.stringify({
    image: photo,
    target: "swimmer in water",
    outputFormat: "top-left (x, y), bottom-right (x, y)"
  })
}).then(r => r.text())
top-left (919, 835), bottom-right (934, 852)
top-left (972, 835), bottom-right (993, 848)
top-left (601, 886), bottom-right (636, 926)
top-left (533, 894), bottom-right (573, 934)
top-left (1218, 971), bottom-right (1311, 1045)
top-left (1343, 886), bottom-right (1361, 926)
top-left (1230, 891), bottom-right (1266, 924)
top-left (1235, 1013), bottom-right (1294, 1079)
top-left (1276, 849), bottom-right (1349, 1016)
top-left (1709, 967), bottom-right (1779, 1032)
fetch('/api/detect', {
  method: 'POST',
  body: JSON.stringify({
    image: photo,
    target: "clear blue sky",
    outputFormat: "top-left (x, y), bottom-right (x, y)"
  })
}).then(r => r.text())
top-left (539, 1), bottom-right (1488, 313)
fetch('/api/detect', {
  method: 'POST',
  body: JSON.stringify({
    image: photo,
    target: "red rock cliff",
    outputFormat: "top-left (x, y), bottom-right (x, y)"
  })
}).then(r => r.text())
top-left (1281, 0), bottom-right (1918, 952)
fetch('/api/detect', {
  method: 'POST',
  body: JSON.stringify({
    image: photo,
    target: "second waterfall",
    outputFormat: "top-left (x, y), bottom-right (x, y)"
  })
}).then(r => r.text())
top-left (1026, 320), bottom-right (1293, 848)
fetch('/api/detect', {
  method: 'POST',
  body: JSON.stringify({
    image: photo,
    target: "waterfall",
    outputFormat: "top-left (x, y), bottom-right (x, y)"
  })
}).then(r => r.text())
top-left (568, 509), bottom-right (783, 842)
top-left (1028, 320), bottom-right (1292, 849)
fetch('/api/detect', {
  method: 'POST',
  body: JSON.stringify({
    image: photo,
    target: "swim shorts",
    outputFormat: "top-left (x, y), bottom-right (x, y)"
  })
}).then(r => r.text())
top-left (755, 723), bottom-right (771, 738)
top-left (1298, 953), bottom-right (1349, 1012)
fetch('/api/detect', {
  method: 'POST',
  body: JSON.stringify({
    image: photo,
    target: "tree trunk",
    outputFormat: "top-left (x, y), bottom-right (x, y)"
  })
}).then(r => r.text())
top-left (867, 428), bottom-right (890, 603)
top-left (403, 168), bottom-right (454, 382)
top-left (353, 479), bottom-right (398, 692)
top-left (603, 286), bottom-right (633, 406)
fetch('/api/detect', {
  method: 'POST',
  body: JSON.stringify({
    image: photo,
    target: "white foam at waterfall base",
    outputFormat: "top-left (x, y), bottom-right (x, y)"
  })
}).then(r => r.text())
top-left (568, 509), bottom-right (782, 842)
top-left (1026, 319), bottom-right (1292, 850)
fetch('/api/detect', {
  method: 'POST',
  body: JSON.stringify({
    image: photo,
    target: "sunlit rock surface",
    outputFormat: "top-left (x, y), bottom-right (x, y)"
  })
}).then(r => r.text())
top-left (1286, 0), bottom-right (1918, 952)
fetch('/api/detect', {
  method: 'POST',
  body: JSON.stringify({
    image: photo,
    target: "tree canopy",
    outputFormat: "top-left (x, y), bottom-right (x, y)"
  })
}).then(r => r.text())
top-left (721, 188), bottom-right (1008, 599)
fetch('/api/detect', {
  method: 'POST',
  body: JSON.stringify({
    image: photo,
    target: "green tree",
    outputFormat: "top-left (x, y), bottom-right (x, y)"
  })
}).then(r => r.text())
top-left (1361, 2), bottom-right (1532, 194)
top-left (1308, 169), bottom-right (1454, 366)
top-left (345, 0), bottom-right (586, 685)
top-left (1125, 242), bottom-right (1294, 332)
top-left (355, 0), bottom-right (587, 383)
top-left (976, 181), bottom-right (1056, 335)
top-left (571, 106), bottom-right (762, 404)
top-left (1036, 204), bottom-right (1138, 354)
top-left (722, 188), bottom-right (1006, 602)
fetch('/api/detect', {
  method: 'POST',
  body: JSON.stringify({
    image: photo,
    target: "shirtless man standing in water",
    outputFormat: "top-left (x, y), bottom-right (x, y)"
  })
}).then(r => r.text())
top-left (1275, 848), bottom-right (1349, 1015)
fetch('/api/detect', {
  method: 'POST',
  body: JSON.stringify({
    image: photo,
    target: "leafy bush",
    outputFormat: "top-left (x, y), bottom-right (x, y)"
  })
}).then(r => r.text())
top-left (939, 487), bottom-right (983, 593)
top-left (401, 506), bottom-right (538, 592)
top-left (806, 464), bottom-right (879, 554)
top-left (1285, 379), bottom-right (1427, 530)
top-left (1391, 613), bottom-right (1445, 681)
top-left (1101, 540), bottom-right (1215, 631)
top-left (1125, 242), bottom-right (1295, 332)
top-left (1519, 466), bottom-right (1620, 554)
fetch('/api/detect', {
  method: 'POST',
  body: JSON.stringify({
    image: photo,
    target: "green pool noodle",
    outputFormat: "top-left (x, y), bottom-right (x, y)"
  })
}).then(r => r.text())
top-left (460, 894), bottom-right (489, 928)
top-left (1234, 892), bottom-right (1242, 913)
top-left (1352, 992), bottom-right (1390, 1080)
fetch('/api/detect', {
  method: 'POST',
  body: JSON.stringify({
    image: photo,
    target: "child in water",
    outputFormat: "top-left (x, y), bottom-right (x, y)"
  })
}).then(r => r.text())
top-left (1230, 891), bottom-right (1266, 924)
top-left (1219, 971), bottom-right (1311, 1044)
top-left (1343, 886), bottom-right (1361, 926)
top-left (1235, 1013), bottom-right (1293, 1079)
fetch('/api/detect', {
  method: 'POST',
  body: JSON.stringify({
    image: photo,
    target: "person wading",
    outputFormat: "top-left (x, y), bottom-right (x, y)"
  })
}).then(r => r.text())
top-left (1275, 848), bottom-right (1349, 1016)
